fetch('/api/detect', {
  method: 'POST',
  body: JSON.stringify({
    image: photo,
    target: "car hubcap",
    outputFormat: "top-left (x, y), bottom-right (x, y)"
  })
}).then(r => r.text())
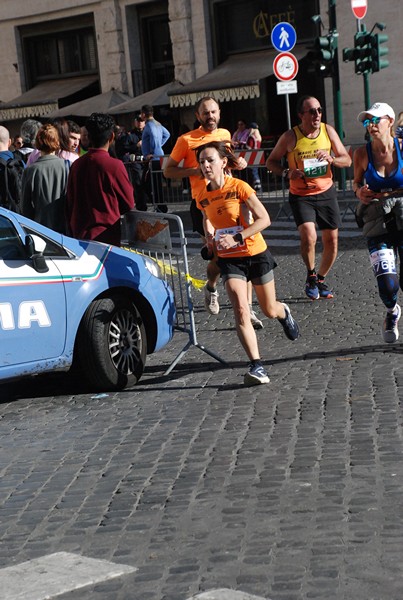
top-left (108, 309), bottom-right (142, 375)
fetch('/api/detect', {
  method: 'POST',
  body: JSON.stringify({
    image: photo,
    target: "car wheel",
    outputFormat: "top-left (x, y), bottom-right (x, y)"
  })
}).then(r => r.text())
top-left (77, 296), bottom-right (147, 391)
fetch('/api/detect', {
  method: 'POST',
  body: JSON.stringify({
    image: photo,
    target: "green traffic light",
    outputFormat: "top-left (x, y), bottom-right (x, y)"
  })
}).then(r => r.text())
top-left (371, 32), bottom-right (389, 72)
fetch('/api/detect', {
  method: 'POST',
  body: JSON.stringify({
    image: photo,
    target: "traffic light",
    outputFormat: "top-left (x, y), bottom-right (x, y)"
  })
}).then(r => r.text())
top-left (307, 34), bottom-right (337, 75)
top-left (354, 31), bottom-right (372, 74)
top-left (370, 33), bottom-right (389, 72)
top-left (343, 30), bottom-right (389, 75)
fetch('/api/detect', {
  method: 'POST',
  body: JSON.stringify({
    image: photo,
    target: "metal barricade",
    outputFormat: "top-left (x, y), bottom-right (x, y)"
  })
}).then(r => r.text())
top-left (147, 150), bottom-right (280, 210)
top-left (128, 146), bottom-right (357, 218)
top-left (121, 210), bottom-right (227, 375)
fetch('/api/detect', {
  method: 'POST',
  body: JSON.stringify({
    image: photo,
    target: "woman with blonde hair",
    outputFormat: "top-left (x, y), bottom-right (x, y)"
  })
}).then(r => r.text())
top-left (354, 102), bottom-right (403, 343)
top-left (21, 123), bottom-right (69, 232)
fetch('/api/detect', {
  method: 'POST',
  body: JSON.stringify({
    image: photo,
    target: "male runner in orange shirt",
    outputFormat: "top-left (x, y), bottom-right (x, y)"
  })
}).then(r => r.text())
top-left (164, 97), bottom-right (252, 318)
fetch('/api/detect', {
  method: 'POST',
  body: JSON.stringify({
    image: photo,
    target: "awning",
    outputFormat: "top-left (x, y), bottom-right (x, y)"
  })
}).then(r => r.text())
top-left (0, 76), bottom-right (99, 121)
top-left (48, 89), bottom-right (132, 118)
top-left (168, 48), bottom-right (306, 108)
top-left (111, 81), bottom-right (184, 115)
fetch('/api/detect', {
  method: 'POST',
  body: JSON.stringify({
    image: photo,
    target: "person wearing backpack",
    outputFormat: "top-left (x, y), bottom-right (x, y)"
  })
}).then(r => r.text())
top-left (0, 125), bottom-right (25, 213)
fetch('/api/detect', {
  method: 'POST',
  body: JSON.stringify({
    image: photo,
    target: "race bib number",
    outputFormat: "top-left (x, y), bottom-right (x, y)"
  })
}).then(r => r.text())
top-left (369, 248), bottom-right (396, 277)
top-left (215, 226), bottom-right (248, 255)
top-left (303, 158), bottom-right (328, 178)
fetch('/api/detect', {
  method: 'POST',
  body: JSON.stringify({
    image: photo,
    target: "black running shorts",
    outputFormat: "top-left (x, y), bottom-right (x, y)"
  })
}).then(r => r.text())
top-left (289, 185), bottom-right (341, 230)
top-left (217, 250), bottom-right (277, 285)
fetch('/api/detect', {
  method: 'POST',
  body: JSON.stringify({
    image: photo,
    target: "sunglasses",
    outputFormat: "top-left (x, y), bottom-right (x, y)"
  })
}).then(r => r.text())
top-left (362, 116), bottom-right (388, 127)
top-left (303, 107), bottom-right (323, 115)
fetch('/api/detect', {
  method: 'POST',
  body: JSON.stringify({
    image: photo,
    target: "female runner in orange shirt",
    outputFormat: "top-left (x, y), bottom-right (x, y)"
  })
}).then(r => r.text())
top-left (195, 141), bottom-right (299, 386)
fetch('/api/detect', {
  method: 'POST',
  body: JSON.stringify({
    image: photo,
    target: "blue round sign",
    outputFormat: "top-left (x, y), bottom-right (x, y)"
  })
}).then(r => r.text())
top-left (271, 22), bottom-right (297, 53)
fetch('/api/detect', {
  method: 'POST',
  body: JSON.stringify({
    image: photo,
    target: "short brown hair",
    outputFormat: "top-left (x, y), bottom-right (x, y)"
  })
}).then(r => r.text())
top-left (35, 124), bottom-right (60, 153)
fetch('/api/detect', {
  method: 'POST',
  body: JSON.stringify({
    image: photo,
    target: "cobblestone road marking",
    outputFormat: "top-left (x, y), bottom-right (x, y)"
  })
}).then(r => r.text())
top-left (0, 552), bottom-right (137, 599)
top-left (188, 589), bottom-right (269, 599)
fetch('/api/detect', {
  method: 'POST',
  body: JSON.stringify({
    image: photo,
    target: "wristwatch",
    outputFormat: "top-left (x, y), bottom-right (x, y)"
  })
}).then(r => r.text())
top-left (282, 168), bottom-right (290, 178)
top-left (233, 232), bottom-right (243, 244)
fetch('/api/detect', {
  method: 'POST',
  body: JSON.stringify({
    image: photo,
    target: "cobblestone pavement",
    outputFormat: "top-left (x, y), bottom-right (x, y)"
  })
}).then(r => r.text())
top-left (1, 207), bottom-right (403, 600)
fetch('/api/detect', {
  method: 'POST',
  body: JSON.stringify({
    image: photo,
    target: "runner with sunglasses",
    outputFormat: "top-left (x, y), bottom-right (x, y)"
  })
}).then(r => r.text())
top-left (353, 102), bottom-right (403, 343)
top-left (266, 95), bottom-right (351, 300)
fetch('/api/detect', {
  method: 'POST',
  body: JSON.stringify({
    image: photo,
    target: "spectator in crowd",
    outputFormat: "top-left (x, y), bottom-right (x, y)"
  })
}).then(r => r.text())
top-left (115, 113), bottom-right (148, 211)
top-left (0, 125), bottom-right (25, 213)
top-left (66, 112), bottom-right (134, 246)
top-left (67, 120), bottom-right (81, 154)
top-left (11, 135), bottom-right (23, 153)
top-left (232, 119), bottom-right (250, 149)
top-left (247, 121), bottom-right (262, 191)
top-left (395, 111), bottom-right (403, 139)
top-left (0, 126), bottom-right (16, 162)
top-left (27, 117), bottom-right (80, 166)
top-left (15, 119), bottom-right (42, 163)
top-left (140, 104), bottom-right (170, 207)
top-left (79, 126), bottom-right (90, 156)
top-left (141, 104), bottom-right (170, 158)
top-left (115, 114), bottom-right (144, 162)
top-left (266, 95), bottom-right (351, 300)
top-left (21, 123), bottom-right (69, 233)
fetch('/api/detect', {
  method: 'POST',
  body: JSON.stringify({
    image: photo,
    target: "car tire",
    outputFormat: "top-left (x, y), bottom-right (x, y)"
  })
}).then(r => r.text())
top-left (77, 296), bottom-right (147, 391)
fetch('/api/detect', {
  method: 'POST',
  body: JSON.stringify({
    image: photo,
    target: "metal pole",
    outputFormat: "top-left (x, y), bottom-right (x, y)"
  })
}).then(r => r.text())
top-left (363, 72), bottom-right (371, 109)
top-left (358, 22), bottom-right (371, 109)
top-left (285, 94), bottom-right (291, 130)
top-left (328, 0), bottom-right (346, 192)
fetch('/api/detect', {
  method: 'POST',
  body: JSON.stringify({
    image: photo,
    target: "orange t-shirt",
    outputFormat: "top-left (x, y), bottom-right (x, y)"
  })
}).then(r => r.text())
top-left (170, 127), bottom-right (231, 198)
top-left (195, 176), bottom-right (267, 258)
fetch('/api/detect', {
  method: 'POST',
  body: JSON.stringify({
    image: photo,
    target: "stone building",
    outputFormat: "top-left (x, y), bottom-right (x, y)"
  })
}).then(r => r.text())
top-left (0, 0), bottom-right (401, 148)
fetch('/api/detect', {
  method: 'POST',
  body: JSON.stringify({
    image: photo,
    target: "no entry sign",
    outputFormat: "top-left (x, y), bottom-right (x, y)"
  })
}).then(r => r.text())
top-left (351, 0), bottom-right (368, 19)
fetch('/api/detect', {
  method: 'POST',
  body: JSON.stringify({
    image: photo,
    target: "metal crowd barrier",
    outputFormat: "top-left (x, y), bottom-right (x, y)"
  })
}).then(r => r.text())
top-left (125, 148), bottom-right (357, 221)
top-left (120, 210), bottom-right (227, 375)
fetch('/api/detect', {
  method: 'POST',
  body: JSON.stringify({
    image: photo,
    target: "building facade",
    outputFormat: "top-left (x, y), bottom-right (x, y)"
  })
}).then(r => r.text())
top-left (0, 0), bottom-right (401, 146)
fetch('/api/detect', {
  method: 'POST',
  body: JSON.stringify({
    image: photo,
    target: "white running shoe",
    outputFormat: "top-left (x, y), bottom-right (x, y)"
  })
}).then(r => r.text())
top-left (250, 308), bottom-right (264, 330)
top-left (382, 304), bottom-right (401, 343)
top-left (204, 285), bottom-right (220, 315)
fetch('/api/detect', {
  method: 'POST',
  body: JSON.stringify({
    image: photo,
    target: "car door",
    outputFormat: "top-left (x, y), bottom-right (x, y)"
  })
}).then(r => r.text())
top-left (0, 214), bottom-right (67, 367)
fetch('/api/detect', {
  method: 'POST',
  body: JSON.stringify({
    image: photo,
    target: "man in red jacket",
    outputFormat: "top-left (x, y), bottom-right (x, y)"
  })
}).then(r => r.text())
top-left (66, 113), bottom-right (134, 246)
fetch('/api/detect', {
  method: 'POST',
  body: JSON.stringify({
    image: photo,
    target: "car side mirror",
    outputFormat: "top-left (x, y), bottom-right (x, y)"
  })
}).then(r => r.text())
top-left (25, 234), bottom-right (49, 273)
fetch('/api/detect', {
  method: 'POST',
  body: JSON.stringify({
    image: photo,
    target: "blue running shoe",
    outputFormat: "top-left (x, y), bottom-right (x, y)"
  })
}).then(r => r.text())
top-left (305, 275), bottom-right (319, 300)
top-left (317, 279), bottom-right (334, 299)
top-left (278, 303), bottom-right (299, 341)
top-left (244, 363), bottom-right (270, 386)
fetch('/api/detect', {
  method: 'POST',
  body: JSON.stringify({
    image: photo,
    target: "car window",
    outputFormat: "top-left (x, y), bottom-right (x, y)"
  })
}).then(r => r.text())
top-left (23, 225), bottom-right (70, 258)
top-left (0, 215), bottom-right (26, 259)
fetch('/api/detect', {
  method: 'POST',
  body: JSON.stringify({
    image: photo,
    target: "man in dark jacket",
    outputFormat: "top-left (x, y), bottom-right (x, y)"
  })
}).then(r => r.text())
top-left (66, 113), bottom-right (134, 246)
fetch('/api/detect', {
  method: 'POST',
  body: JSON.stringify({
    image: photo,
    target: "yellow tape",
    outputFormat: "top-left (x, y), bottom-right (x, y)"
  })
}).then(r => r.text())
top-left (121, 246), bottom-right (206, 291)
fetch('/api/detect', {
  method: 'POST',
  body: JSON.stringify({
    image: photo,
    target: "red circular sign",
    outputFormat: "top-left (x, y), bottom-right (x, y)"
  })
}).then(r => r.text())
top-left (351, 0), bottom-right (367, 19)
top-left (273, 52), bottom-right (299, 81)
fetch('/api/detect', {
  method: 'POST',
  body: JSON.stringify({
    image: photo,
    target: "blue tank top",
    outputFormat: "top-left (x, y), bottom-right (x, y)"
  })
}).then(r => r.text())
top-left (365, 137), bottom-right (403, 191)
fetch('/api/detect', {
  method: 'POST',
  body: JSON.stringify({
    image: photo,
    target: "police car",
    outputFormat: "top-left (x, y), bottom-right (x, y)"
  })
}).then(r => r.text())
top-left (0, 207), bottom-right (175, 391)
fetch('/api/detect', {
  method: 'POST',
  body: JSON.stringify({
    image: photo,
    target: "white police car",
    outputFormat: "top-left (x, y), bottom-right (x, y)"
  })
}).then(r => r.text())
top-left (0, 207), bottom-right (175, 391)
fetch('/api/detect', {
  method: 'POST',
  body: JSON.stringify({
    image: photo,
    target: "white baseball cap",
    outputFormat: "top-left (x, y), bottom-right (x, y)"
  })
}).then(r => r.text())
top-left (357, 102), bottom-right (395, 122)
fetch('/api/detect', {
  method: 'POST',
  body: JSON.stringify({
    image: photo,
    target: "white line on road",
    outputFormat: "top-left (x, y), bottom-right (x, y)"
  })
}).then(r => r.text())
top-left (187, 590), bottom-right (269, 600)
top-left (0, 552), bottom-right (137, 600)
